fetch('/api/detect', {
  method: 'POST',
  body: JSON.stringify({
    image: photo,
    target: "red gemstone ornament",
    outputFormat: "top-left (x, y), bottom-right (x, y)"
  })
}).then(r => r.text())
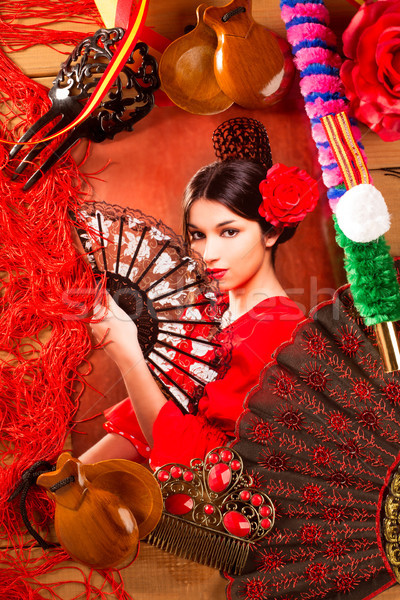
top-left (261, 518), bottom-right (272, 529)
top-left (170, 466), bottom-right (182, 478)
top-left (204, 504), bottom-right (215, 515)
top-left (231, 460), bottom-right (241, 471)
top-left (208, 453), bottom-right (219, 464)
top-left (260, 505), bottom-right (271, 517)
top-left (183, 470), bottom-right (194, 482)
top-left (240, 490), bottom-right (251, 501)
top-left (165, 494), bottom-right (194, 515)
top-left (157, 470), bottom-right (170, 482)
top-left (223, 511), bottom-right (251, 538)
top-left (208, 463), bottom-right (232, 492)
top-left (251, 494), bottom-right (263, 507)
top-left (220, 449), bottom-right (233, 462)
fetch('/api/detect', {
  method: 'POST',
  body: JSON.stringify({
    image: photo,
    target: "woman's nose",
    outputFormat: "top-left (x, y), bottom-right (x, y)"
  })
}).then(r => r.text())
top-left (202, 237), bottom-right (219, 264)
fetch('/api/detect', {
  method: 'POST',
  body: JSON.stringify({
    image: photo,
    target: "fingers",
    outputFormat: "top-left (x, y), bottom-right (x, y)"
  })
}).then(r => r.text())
top-left (92, 291), bottom-right (110, 321)
top-left (91, 291), bottom-right (134, 324)
top-left (107, 293), bottom-right (133, 322)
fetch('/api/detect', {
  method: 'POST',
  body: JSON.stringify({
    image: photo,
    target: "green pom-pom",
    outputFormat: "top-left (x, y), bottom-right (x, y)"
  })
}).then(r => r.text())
top-left (334, 216), bottom-right (400, 325)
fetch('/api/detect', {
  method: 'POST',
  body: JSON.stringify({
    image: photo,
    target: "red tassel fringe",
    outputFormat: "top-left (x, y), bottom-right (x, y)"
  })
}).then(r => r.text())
top-left (0, 1), bottom-right (102, 52)
top-left (0, 10), bottom-right (133, 599)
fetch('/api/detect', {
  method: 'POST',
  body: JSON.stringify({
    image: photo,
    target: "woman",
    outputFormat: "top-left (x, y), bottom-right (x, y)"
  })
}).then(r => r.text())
top-left (79, 150), bottom-right (317, 470)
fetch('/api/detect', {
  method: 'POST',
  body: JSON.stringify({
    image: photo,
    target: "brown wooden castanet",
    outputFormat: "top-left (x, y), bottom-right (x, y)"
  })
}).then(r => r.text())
top-left (37, 453), bottom-right (163, 569)
top-left (204, 0), bottom-right (294, 109)
top-left (159, 3), bottom-right (233, 115)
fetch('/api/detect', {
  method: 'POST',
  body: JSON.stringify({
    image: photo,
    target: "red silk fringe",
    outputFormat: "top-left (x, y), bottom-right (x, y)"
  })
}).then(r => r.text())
top-left (0, 11), bottom-right (131, 600)
top-left (0, 0), bottom-right (102, 52)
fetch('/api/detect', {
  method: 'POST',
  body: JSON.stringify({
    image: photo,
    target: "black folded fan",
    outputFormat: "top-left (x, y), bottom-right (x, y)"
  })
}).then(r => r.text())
top-left (229, 261), bottom-right (400, 600)
top-left (75, 202), bottom-right (228, 414)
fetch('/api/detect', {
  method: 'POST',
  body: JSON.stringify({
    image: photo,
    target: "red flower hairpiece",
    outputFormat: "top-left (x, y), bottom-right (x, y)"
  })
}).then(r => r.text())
top-left (258, 163), bottom-right (319, 228)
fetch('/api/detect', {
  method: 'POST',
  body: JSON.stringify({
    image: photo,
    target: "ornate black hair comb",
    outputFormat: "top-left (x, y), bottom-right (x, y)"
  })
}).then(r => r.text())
top-left (8, 28), bottom-right (160, 191)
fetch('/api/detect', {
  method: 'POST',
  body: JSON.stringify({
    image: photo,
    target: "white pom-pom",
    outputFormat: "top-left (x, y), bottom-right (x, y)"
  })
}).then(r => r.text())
top-left (334, 184), bottom-right (391, 243)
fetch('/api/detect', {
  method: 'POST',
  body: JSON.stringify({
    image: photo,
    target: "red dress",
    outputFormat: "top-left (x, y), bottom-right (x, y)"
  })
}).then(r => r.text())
top-left (104, 296), bottom-right (304, 470)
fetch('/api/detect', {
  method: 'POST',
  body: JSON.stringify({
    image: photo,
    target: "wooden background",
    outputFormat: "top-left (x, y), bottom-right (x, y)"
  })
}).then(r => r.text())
top-left (3, 0), bottom-right (400, 598)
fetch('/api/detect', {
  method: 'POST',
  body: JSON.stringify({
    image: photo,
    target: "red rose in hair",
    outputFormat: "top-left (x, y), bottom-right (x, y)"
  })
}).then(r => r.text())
top-left (341, 0), bottom-right (400, 141)
top-left (258, 163), bottom-right (318, 228)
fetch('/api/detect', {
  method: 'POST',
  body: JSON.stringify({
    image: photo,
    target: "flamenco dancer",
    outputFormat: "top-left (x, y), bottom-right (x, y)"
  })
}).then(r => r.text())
top-left (79, 118), bottom-right (318, 470)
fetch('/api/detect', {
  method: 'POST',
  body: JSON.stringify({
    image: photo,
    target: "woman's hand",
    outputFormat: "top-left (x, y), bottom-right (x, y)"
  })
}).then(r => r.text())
top-left (90, 292), bottom-right (142, 368)
top-left (89, 291), bottom-right (167, 445)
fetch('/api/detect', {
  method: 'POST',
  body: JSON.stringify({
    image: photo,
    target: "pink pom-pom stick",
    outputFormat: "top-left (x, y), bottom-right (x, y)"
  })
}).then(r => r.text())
top-left (280, 0), bottom-right (369, 208)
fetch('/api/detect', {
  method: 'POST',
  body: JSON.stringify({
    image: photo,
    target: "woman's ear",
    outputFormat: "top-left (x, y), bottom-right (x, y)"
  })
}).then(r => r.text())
top-left (264, 226), bottom-right (283, 248)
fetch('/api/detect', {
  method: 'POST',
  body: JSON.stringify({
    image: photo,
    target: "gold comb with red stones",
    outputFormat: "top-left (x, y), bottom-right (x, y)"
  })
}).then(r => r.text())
top-left (147, 447), bottom-right (274, 574)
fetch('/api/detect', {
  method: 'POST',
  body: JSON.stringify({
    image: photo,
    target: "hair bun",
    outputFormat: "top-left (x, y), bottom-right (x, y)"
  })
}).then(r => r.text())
top-left (212, 117), bottom-right (273, 171)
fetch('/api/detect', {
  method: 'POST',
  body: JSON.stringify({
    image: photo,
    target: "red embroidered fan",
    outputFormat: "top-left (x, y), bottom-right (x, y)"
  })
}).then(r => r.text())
top-left (75, 201), bottom-right (227, 414)
top-left (228, 260), bottom-right (400, 600)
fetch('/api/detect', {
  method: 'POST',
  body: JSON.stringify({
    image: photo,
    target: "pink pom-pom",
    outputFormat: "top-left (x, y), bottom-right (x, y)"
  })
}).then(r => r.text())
top-left (318, 147), bottom-right (336, 166)
top-left (305, 97), bottom-right (347, 119)
top-left (280, 3), bottom-right (329, 24)
top-left (311, 122), bottom-right (330, 143)
top-left (321, 168), bottom-right (344, 188)
top-left (300, 74), bottom-right (344, 97)
top-left (295, 47), bottom-right (342, 71)
top-left (286, 23), bottom-right (337, 47)
top-left (328, 197), bottom-right (341, 212)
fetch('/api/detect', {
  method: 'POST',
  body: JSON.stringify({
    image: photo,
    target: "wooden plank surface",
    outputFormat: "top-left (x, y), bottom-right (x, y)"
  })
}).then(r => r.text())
top-left (362, 127), bottom-right (400, 170)
top-left (18, 544), bottom-right (227, 600)
top-left (372, 587), bottom-right (400, 600)
top-left (11, 541), bottom-right (400, 600)
top-left (371, 169), bottom-right (400, 257)
top-left (2, 2), bottom-right (400, 599)
top-left (9, 541), bottom-right (400, 600)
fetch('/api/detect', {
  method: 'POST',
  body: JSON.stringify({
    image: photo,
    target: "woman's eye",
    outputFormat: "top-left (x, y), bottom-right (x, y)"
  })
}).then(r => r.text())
top-left (222, 229), bottom-right (239, 238)
top-left (189, 231), bottom-right (205, 241)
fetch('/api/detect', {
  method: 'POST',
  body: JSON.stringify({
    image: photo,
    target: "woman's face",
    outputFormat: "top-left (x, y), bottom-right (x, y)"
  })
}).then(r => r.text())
top-left (187, 198), bottom-right (277, 293)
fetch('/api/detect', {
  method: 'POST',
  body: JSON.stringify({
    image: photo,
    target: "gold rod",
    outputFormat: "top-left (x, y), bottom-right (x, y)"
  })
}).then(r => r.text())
top-left (375, 321), bottom-right (400, 373)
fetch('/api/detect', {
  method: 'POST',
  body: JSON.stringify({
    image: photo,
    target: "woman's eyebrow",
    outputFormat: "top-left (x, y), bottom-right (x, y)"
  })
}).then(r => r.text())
top-left (187, 219), bottom-right (237, 229)
top-left (216, 220), bottom-right (237, 227)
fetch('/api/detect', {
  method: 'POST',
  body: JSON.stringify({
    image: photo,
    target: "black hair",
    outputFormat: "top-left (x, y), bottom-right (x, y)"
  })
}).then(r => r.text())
top-left (182, 159), bottom-right (296, 253)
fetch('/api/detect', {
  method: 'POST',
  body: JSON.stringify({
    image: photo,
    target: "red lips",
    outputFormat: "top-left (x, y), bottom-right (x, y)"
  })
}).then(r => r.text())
top-left (207, 269), bottom-right (228, 280)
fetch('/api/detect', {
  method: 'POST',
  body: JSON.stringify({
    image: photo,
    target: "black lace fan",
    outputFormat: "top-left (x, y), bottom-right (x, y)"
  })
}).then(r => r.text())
top-left (75, 202), bottom-right (228, 414)
top-left (228, 261), bottom-right (400, 600)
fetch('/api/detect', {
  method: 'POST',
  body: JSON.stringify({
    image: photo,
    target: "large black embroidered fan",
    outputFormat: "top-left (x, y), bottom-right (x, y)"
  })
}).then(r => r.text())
top-left (75, 202), bottom-right (228, 414)
top-left (228, 260), bottom-right (400, 600)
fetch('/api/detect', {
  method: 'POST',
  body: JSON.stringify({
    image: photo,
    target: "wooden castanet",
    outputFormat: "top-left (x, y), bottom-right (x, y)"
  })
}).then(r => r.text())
top-left (37, 453), bottom-right (163, 569)
top-left (204, 0), bottom-right (294, 109)
top-left (159, 4), bottom-right (233, 115)
top-left (84, 458), bottom-right (163, 539)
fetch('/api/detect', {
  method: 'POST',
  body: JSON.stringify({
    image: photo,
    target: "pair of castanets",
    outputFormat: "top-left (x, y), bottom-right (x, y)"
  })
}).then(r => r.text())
top-left (159, 0), bottom-right (295, 114)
